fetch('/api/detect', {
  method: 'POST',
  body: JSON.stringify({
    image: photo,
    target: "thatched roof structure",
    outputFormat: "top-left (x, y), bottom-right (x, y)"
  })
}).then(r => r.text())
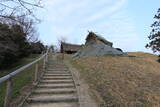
top-left (61, 42), bottom-right (81, 54)
top-left (73, 32), bottom-right (128, 58)
top-left (85, 32), bottom-right (113, 47)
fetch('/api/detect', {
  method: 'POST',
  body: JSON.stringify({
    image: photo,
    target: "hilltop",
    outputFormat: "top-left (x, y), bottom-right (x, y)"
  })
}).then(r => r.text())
top-left (70, 52), bottom-right (160, 107)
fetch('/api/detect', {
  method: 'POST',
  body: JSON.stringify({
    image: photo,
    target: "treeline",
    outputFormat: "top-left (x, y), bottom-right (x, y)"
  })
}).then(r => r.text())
top-left (0, 0), bottom-right (47, 69)
top-left (0, 22), bottom-right (46, 69)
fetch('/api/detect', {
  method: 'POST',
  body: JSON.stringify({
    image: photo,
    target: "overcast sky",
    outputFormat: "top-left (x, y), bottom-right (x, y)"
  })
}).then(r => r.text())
top-left (36, 0), bottom-right (160, 53)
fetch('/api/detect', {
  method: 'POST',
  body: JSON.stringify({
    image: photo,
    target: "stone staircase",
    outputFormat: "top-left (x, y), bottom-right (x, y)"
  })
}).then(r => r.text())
top-left (24, 59), bottom-right (79, 107)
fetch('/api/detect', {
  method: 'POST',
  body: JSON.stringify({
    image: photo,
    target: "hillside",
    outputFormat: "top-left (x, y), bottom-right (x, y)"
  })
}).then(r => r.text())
top-left (71, 52), bottom-right (160, 107)
top-left (0, 54), bottom-right (42, 106)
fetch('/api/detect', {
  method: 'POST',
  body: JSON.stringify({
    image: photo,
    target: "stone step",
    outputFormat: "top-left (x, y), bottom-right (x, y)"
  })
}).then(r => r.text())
top-left (37, 84), bottom-right (75, 88)
top-left (45, 71), bottom-right (70, 74)
top-left (27, 94), bottom-right (78, 103)
top-left (32, 88), bottom-right (76, 94)
top-left (42, 76), bottom-right (72, 80)
top-left (24, 60), bottom-right (79, 107)
top-left (47, 67), bottom-right (68, 69)
top-left (40, 80), bottom-right (74, 84)
top-left (47, 65), bottom-right (67, 67)
top-left (47, 66), bottom-right (67, 68)
top-left (47, 69), bottom-right (68, 71)
top-left (24, 102), bottom-right (78, 107)
top-left (48, 63), bottom-right (66, 67)
top-left (44, 74), bottom-right (72, 76)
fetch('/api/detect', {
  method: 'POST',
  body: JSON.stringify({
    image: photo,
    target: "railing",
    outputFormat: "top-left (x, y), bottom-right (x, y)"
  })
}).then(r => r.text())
top-left (0, 49), bottom-right (49, 107)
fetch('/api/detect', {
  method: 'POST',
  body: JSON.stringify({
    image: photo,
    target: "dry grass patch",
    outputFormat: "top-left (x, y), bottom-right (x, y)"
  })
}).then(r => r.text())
top-left (71, 52), bottom-right (160, 107)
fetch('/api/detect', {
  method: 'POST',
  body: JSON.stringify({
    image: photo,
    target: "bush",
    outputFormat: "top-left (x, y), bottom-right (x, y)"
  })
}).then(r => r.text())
top-left (30, 41), bottom-right (45, 54)
top-left (0, 22), bottom-right (45, 69)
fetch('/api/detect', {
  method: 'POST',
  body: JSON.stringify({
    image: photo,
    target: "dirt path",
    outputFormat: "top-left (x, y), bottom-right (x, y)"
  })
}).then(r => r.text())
top-left (65, 60), bottom-right (99, 107)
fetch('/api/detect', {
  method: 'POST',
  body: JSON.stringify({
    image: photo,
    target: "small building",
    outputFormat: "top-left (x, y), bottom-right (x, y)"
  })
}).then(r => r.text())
top-left (85, 32), bottom-right (113, 47)
top-left (61, 42), bottom-right (81, 54)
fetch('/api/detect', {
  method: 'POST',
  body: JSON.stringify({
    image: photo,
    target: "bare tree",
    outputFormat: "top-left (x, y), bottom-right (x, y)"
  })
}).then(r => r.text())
top-left (0, 0), bottom-right (43, 43)
top-left (0, 0), bottom-right (43, 23)
top-left (18, 16), bottom-right (39, 42)
top-left (57, 36), bottom-right (67, 60)
top-left (57, 36), bottom-right (67, 50)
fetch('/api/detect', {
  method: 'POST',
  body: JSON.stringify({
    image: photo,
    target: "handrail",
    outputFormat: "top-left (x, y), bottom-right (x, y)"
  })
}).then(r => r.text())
top-left (0, 47), bottom-right (50, 107)
top-left (0, 52), bottom-right (47, 84)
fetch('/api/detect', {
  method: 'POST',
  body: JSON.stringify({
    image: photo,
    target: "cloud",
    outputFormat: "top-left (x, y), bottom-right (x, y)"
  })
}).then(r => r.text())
top-left (83, 0), bottom-right (127, 23)
top-left (37, 0), bottom-right (147, 52)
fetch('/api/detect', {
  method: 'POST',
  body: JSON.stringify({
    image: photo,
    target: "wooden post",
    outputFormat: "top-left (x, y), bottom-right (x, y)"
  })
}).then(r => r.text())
top-left (4, 78), bottom-right (13, 107)
top-left (34, 63), bottom-right (39, 84)
top-left (62, 50), bottom-right (64, 61)
top-left (46, 55), bottom-right (48, 63)
top-left (45, 54), bottom-right (48, 64)
top-left (63, 52), bottom-right (64, 60)
top-left (43, 57), bottom-right (46, 72)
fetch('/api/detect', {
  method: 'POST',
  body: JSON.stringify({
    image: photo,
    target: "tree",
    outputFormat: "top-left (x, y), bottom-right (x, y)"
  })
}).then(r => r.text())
top-left (57, 36), bottom-right (67, 60)
top-left (0, 0), bottom-right (41, 43)
top-left (146, 8), bottom-right (160, 62)
top-left (57, 36), bottom-right (67, 48)
top-left (11, 24), bottom-right (31, 57)
top-left (0, 22), bottom-right (45, 68)
top-left (30, 41), bottom-right (45, 54)
top-left (0, 0), bottom-right (45, 68)
top-left (0, 23), bottom-right (23, 68)
top-left (0, 0), bottom-right (43, 23)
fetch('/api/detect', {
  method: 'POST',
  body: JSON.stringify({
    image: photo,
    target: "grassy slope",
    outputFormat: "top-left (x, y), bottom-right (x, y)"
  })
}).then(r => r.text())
top-left (0, 54), bottom-right (42, 106)
top-left (71, 52), bottom-right (160, 107)
top-left (0, 54), bottom-right (39, 78)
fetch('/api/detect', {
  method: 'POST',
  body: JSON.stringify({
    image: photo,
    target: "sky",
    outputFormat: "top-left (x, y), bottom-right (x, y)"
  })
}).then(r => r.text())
top-left (36, 0), bottom-right (160, 53)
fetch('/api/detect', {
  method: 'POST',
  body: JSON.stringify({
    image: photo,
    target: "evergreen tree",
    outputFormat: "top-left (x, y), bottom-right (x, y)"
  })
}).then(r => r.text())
top-left (146, 8), bottom-right (160, 62)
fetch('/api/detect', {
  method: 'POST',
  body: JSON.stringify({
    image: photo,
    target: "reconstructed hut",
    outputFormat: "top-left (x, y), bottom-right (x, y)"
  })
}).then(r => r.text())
top-left (73, 32), bottom-right (128, 58)
top-left (61, 42), bottom-right (81, 54)
top-left (85, 32), bottom-right (113, 47)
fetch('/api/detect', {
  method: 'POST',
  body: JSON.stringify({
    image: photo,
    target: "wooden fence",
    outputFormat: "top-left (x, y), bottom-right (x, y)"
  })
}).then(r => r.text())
top-left (0, 49), bottom-right (49, 107)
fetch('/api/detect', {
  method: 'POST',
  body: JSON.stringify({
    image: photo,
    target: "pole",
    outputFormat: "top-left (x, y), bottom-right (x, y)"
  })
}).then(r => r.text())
top-left (34, 63), bottom-right (39, 84)
top-left (4, 78), bottom-right (13, 107)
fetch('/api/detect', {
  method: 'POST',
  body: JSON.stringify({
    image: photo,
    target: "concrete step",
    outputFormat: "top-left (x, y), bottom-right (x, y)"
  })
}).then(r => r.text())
top-left (27, 94), bottom-right (78, 103)
top-left (32, 88), bottom-right (76, 94)
top-left (44, 74), bottom-right (72, 76)
top-left (40, 80), bottom-right (74, 84)
top-left (47, 69), bottom-right (68, 71)
top-left (37, 84), bottom-right (75, 88)
top-left (24, 102), bottom-right (78, 107)
top-left (45, 71), bottom-right (70, 74)
top-left (42, 76), bottom-right (72, 80)
top-left (24, 61), bottom-right (79, 107)
top-left (47, 64), bottom-right (66, 66)
top-left (47, 67), bottom-right (68, 69)
top-left (48, 67), bottom-right (67, 68)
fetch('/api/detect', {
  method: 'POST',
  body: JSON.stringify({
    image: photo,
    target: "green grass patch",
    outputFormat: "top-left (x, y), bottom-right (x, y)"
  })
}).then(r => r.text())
top-left (0, 54), bottom-right (40, 78)
top-left (0, 54), bottom-right (43, 106)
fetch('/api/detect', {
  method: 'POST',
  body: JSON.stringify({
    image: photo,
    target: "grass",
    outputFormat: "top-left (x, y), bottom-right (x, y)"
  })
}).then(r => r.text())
top-left (0, 54), bottom-right (40, 78)
top-left (0, 54), bottom-right (43, 106)
top-left (70, 52), bottom-right (160, 107)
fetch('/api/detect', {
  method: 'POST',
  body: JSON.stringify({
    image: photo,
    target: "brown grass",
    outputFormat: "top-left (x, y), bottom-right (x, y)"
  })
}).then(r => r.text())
top-left (71, 52), bottom-right (160, 107)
